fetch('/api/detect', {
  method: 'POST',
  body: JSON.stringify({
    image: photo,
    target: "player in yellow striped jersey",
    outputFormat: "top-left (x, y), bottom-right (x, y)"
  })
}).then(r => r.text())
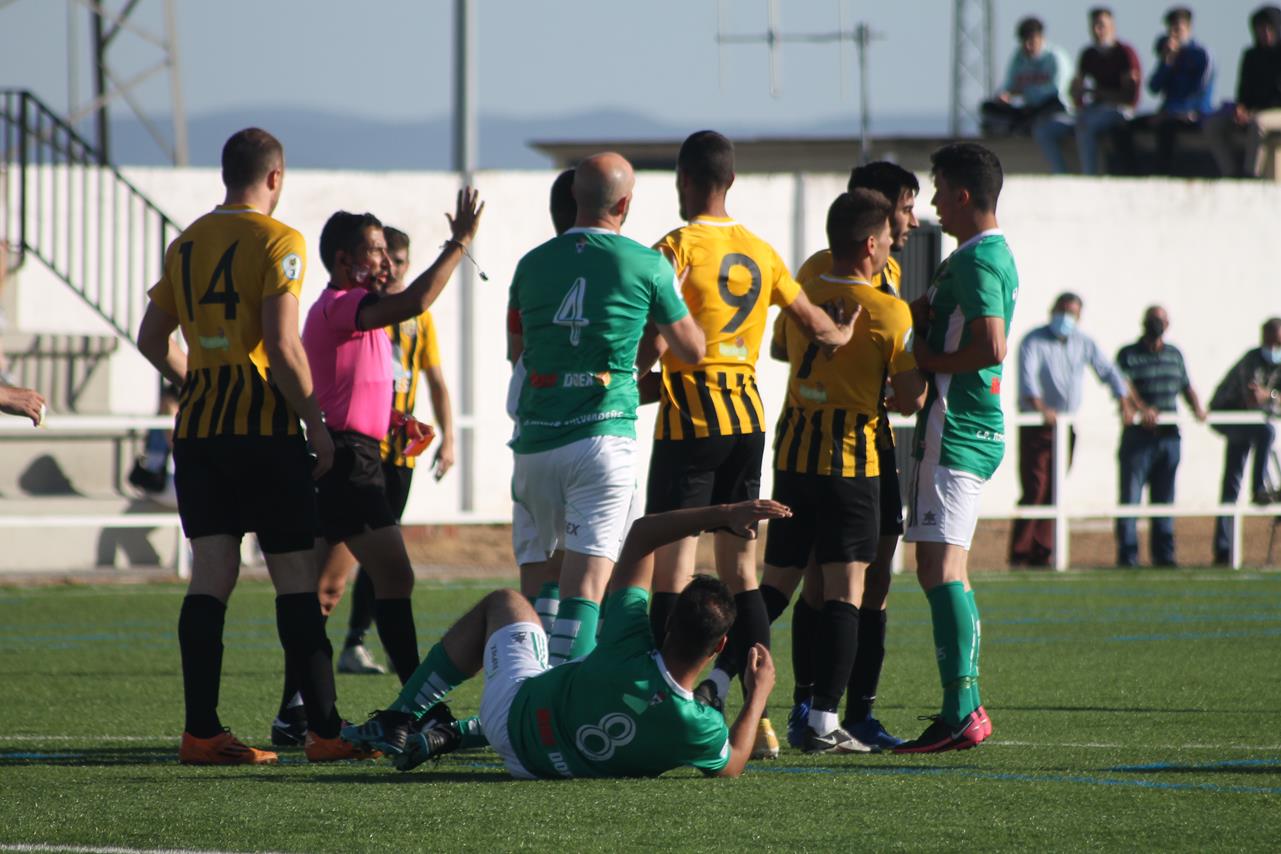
top-left (642, 131), bottom-right (854, 759)
top-left (778, 162), bottom-right (924, 750)
top-left (136, 128), bottom-right (360, 765)
top-left (761, 189), bottom-right (927, 753)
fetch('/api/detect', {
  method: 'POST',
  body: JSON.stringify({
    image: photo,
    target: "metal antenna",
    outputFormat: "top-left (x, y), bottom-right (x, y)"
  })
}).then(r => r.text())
top-left (714, 0), bottom-right (882, 163)
top-left (949, 0), bottom-right (994, 137)
top-left (62, 0), bottom-right (188, 165)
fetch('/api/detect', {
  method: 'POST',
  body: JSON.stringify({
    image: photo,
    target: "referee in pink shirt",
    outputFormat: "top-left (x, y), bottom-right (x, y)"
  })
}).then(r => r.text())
top-left (298, 191), bottom-right (482, 716)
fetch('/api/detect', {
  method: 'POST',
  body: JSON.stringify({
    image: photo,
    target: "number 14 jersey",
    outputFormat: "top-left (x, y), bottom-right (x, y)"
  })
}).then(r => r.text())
top-left (653, 217), bottom-right (800, 440)
top-left (147, 204), bottom-right (307, 439)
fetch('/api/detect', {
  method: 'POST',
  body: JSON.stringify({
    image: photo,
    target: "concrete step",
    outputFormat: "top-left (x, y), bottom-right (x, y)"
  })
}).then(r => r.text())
top-left (0, 429), bottom-right (147, 496)
top-left (0, 494), bottom-right (181, 572)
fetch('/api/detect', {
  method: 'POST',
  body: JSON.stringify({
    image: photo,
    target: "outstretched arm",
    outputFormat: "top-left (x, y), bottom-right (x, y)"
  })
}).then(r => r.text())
top-left (607, 500), bottom-right (791, 596)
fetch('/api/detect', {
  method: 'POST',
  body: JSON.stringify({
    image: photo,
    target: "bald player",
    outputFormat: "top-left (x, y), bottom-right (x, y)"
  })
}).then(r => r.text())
top-left (507, 153), bottom-right (705, 666)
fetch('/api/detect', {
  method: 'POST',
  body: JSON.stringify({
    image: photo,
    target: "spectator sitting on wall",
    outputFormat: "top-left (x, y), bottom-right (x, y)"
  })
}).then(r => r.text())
top-left (1037, 7), bottom-right (1142, 174)
top-left (1204, 5), bottom-right (1281, 178)
top-left (981, 17), bottom-right (1074, 138)
top-left (1209, 317), bottom-right (1281, 565)
top-left (1117, 7), bottom-right (1215, 175)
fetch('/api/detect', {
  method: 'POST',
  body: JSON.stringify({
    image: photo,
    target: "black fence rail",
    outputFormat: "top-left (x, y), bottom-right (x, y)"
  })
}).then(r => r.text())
top-left (0, 89), bottom-right (180, 343)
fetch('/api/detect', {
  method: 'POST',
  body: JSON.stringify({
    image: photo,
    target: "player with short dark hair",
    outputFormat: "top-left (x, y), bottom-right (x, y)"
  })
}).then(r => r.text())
top-left (644, 130), bottom-right (853, 759)
top-left (136, 127), bottom-right (361, 764)
top-left (894, 142), bottom-right (1018, 754)
top-left (548, 168), bottom-right (577, 237)
top-left (762, 189), bottom-right (926, 754)
top-left (300, 191), bottom-right (482, 711)
top-left (341, 500), bottom-right (786, 779)
top-left (775, 160), bottom-right (921, 750)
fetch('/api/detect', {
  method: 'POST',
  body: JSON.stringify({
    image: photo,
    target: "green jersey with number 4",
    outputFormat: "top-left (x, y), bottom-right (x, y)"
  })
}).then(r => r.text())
top-left (507, 587), bottom-right (731, 778)
top-left (509, 228), bottom-right (690, 454)
top-left (912, 231), bottom-right (1018, 480)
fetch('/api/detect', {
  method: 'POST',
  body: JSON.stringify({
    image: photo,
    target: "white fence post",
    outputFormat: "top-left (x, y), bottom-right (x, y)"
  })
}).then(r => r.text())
top-left (1052, 415), bottom-right (1069, 571)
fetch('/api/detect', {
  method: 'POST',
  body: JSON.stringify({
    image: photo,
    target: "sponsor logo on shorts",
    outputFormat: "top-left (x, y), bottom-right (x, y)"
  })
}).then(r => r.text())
top-left (510, 631), bottom-right (528, 645)
top-left (565, 522), bottom-right (581, 536)
top-left (922, 510), bottom-right (938, 526)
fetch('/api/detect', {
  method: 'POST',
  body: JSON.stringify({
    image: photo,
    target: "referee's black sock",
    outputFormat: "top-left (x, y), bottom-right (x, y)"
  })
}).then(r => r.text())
top-left (760, 584), bottom-right (791, 623)
top-left (713, 589), bottom-right (771, 679)
top-left (845, 607), bottom-right (887, 724)
top-left (345, 568), bottom-right (376, 650)
top-left (812, 600), bottom-right (860, 717)
top-left (649, 591), bottom-right (679, 648)
top-left (275, 593), bottom-right (340, 739)
top-left (374, 597), bottom-right (420, 684)
top-left (791, 597), bottom-right (820, 705)
top-left (178, 594), bottom-right (226, 738)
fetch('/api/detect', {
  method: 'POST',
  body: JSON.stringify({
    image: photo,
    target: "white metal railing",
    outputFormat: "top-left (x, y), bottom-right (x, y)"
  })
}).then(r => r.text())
top-left (886, 410), bottom-right (1278, 571)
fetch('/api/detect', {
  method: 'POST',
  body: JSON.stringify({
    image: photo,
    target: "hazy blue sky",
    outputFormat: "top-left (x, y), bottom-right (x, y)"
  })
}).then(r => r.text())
top-left (0, 0), bottom-right (1265, 131)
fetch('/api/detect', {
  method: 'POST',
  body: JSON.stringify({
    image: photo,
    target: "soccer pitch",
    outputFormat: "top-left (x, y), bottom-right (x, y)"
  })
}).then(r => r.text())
top-left (1, 571), bottom-right (1278, 853)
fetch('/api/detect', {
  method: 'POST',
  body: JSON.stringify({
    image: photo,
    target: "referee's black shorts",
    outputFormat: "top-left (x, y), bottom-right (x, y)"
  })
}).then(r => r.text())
top-left (315, 431), bottom-right (399, 544)
top-left (382, 460), bottom-right (415, 521)
top-left (877, 432), bottom-right (905, 537)
top-left (173, 434), bottom-right (317, 554)
top-left (763, 470), bottom-right (880, 567)
top-left (646, 432), bottom-right (766, 514)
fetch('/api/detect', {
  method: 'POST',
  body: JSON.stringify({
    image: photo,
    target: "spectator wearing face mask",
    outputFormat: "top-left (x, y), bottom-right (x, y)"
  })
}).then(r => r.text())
top-left (1209, 317), bottom-right (1281, 564)
top-left (1114, 306), bottom-right (1207, 568)
top-left (1011, 293), bottom-right (1134, 567)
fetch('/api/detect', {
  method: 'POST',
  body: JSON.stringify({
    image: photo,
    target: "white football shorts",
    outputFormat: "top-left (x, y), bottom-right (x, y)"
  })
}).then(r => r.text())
top-left (904, 458), bottom-right (986, 550)
top-left (479, 621), bottom-right (549, 780)
top-left (511, 434), bottom-right (640, 565)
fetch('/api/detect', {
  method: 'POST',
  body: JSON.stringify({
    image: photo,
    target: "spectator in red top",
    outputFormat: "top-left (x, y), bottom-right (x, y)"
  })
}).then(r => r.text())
top-left (1038, 7), bottom-right (1143, 174)
top-left (1204, 5), bottom-right (1281, 178)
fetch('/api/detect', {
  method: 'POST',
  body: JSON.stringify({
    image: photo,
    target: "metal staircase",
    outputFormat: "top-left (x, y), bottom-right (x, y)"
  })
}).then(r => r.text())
top-left (1, 89), bottom-right (180, 344)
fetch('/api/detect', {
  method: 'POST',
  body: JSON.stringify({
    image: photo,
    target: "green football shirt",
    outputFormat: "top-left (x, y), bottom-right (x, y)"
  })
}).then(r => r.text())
top-left (912, 231), bottom-right (1019, 480)
top-left (507, 587), bottom-right (731, 778)
top-left (509, 229), bottom-right (690, 454)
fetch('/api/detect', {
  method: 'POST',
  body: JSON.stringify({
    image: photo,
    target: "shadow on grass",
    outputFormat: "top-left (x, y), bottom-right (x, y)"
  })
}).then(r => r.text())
top-left (991, 704), bottom-right (1245, 715)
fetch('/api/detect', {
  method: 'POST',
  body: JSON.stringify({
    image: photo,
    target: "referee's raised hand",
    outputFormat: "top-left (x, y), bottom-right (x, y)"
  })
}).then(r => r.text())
top-left (446, 187), bottom-right (485, 247)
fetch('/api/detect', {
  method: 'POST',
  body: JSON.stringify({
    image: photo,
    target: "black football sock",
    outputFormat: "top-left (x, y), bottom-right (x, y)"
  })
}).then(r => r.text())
top-left (278, 613), bottom-right (329, 721)
top-left (345, 567), bottom-right (376, 650)
top-left (374, 597), bottom-right (420, 684)
top-left (711, 589), bottom-right (771, 682)
top-left (275, 593), bottom-right (341, 738)
top-left (178, 594), bottom-right (226, 738)
top-left (846, 608), bottom-right (887, 723)
top-left (812, 600), bottom-right (860, 715)
top-left (760, 584), bottom-right (791, 623)
top-left (649, 591), bottom-right (679, 647)
top-left (791, 596), bottom-right (820, 705)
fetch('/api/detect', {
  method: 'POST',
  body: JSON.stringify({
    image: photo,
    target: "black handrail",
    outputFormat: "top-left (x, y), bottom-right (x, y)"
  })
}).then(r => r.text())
top-left (0, 89), bottom-right (182, 343)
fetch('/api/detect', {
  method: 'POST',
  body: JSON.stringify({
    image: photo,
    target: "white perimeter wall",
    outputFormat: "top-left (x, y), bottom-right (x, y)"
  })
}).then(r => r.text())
top-left (12, 167), bottom-right (1281, 524)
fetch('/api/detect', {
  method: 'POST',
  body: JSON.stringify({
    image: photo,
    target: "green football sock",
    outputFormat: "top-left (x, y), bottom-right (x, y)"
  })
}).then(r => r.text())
top-left (926, 581), bottom-right (978, 726)
top-left (532, 582), bottom-right (560, 635)
top-left (452, 714), bottom-right (489, 749)
top-left (967, 588), bottom-right (982, 712)
top-left (392, 642), bottom-right (467, 719)
top-left (548, 597), bottom-right (600, 665)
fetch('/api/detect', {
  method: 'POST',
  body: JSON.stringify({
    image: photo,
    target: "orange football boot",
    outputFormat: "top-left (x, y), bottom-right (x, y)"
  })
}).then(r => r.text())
top-left (179, 730), bottom-right (278, 765)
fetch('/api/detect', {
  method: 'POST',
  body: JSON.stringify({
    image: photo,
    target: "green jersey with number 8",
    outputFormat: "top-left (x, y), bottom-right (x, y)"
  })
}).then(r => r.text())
top-left (509, 228), bottom-right (689, 454)
top-left (507, 586), bottom-right (731, 778)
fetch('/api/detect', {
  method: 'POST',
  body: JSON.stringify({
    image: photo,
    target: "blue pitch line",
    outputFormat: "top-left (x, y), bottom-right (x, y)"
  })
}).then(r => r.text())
top-left (750, 763), bottom-right (1281, 795)
top-left (1108, 758), bottom-right (1281, 772)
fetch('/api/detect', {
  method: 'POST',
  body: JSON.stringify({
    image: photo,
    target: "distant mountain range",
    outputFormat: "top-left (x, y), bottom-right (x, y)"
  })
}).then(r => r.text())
top-left (103, 107), bottom-right (950, 170)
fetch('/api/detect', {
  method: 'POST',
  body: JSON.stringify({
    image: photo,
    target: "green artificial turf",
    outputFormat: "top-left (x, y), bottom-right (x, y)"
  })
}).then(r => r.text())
top-left (1, 570), bottom-right (1278, 852)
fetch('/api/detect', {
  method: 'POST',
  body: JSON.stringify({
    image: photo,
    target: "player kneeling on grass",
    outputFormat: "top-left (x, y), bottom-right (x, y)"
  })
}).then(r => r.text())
top-left (342, 500), bottom-right (785, 778)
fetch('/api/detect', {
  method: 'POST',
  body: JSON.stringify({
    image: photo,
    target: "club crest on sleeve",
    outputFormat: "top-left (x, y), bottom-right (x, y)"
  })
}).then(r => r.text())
top-left (280, 253), bottom-right (302, 280)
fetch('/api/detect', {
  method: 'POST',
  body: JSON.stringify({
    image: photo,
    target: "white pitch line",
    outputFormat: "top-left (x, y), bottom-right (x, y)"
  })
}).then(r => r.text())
top-left (0, 736), bottom-right (172, 743)
top-left (0, 845), bottom-right (289, 854)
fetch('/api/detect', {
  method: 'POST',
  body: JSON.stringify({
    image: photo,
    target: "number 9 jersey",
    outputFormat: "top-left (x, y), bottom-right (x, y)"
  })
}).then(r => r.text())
top-left (147, 204), bottom-right (307, 439)
top-left (653, 217), bottom-right (800, 440)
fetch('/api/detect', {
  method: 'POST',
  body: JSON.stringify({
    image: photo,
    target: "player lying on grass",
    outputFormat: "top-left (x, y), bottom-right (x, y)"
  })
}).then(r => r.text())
top-left (342, 500), bottom-right (787, 778)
